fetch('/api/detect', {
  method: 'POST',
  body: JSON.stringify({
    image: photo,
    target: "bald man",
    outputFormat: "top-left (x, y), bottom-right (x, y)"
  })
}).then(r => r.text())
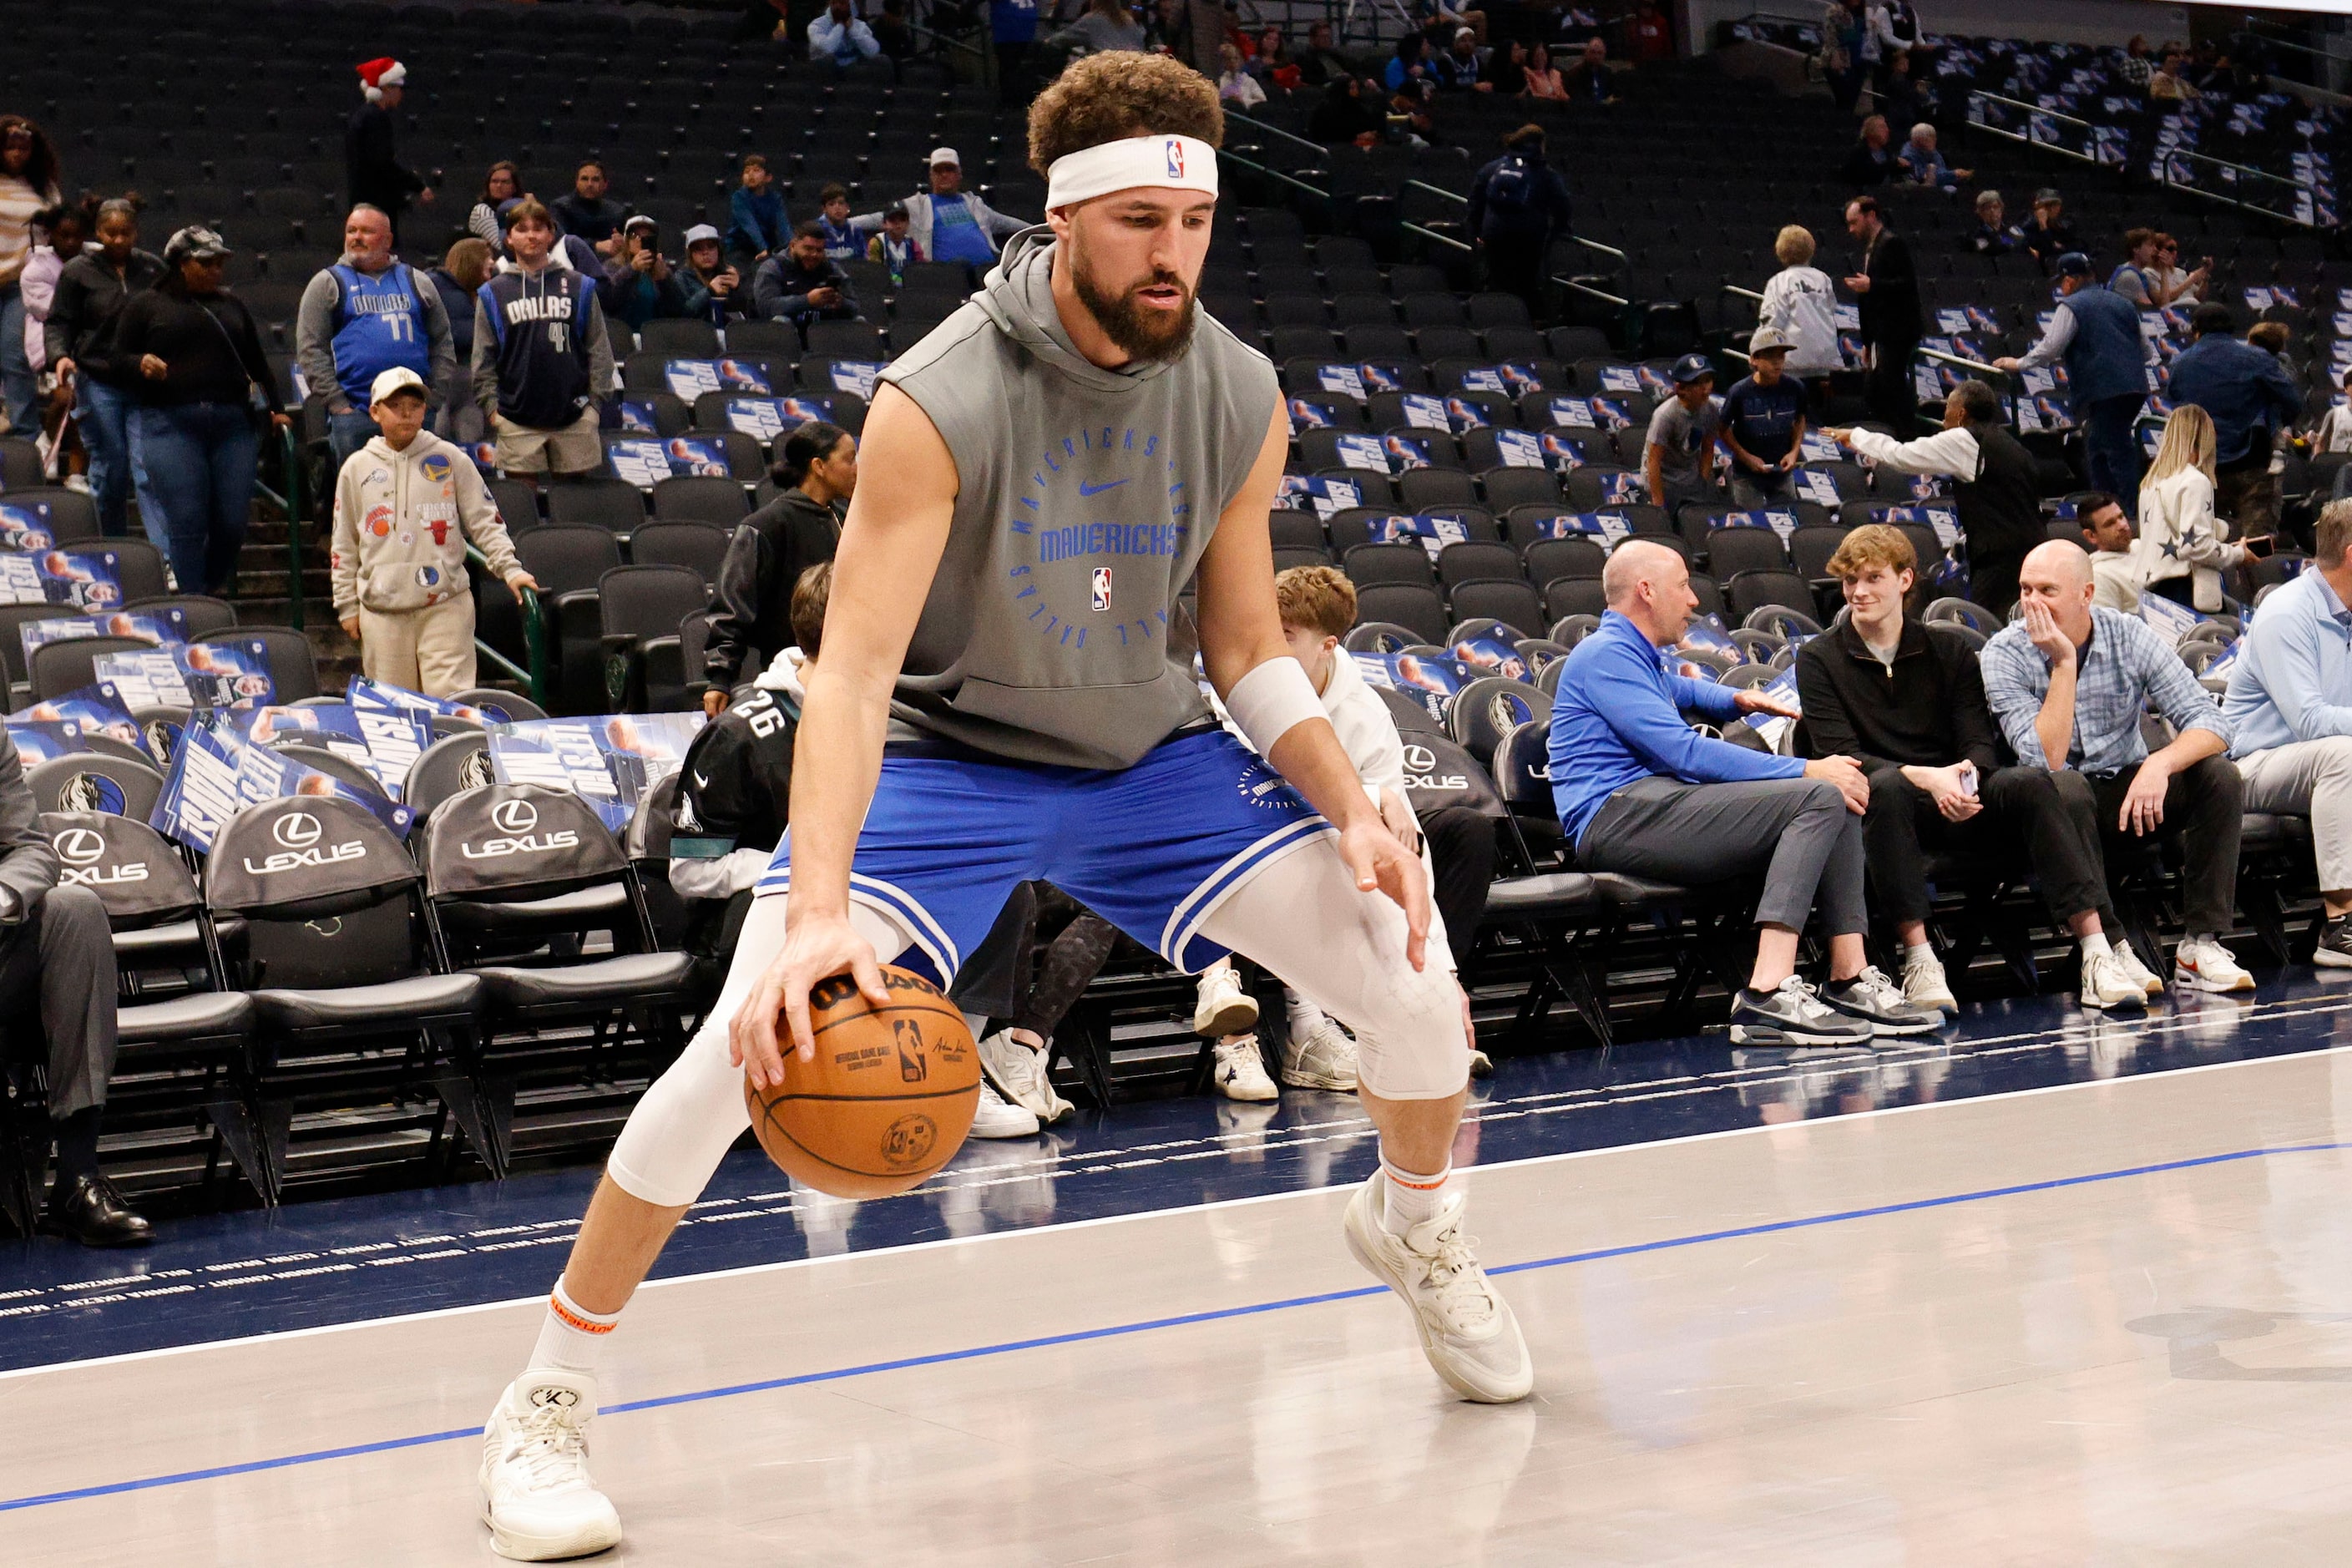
top-left (1978, 541), bottom-right (2253, 994)
top-left (1548, 541), bottom-right (1942, 1044)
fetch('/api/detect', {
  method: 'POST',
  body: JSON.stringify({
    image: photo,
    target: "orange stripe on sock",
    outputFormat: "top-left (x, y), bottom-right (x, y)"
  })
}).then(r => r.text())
top-left (1383, 1166), bottom-right (1449, 1191)
top-left (549, 1294), bottom-right (618, 1335)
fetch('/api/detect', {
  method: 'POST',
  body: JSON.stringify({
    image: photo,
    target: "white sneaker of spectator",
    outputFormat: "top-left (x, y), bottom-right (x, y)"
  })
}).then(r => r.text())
top-left (1192, 960), bottom-right (1259, 1038)
top-left (1211, 1034), bottom-right (1279, 1101)
top-left (978, 1029), bottom-right (1074, 1124)
top-left (2172, 937), bottom-right (2254, 994)
top-left (1899, 944), bottom-right (1957, 1016)
top-left (2109, 940), bottom-right (2165, 997)
top-left (2078, 947), bottom-right (2147, 1011)
top-left (1282, 1012), bottom-right (1360, 1090)
top-left (970, 1078), bottom-right (1040, 1138)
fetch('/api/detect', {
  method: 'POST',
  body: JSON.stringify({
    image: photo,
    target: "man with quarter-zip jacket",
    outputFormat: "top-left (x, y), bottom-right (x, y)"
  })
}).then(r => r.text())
top-left (1795, 524), bottom-right (2149, 1015)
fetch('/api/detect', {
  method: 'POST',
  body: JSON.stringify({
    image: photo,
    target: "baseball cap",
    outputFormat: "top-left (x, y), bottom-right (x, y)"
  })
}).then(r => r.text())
top-left (162, 225), bottom-right (232, 265)
top-left (681, 223), bottom-right (720, 246)
top-left (1670, 352), bottom-right (1716, 385)
top-left (2052, 250), bottom-right (2093, 278)
top-left (623, 214), bottom-right (657, 233)
top-left (1747, 326), bottom-right (1794, 355)
top-left (2034, 187), bottom-right (2062, 204)
top-left (884, 202), bottom-right (909, 221)
top-left (369, 367), bottom-right (427, 405)
top-left (928, 146), bottom-right (960, 168)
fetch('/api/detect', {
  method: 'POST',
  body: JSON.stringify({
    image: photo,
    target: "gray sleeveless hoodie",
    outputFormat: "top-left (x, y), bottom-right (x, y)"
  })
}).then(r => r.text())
top-left (878, 227), bottom-right (1278, 768)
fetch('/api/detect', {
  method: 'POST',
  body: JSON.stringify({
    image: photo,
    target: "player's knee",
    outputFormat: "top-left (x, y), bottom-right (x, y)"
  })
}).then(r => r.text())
top-left (1352, 958), bottom-right (1468, 1100)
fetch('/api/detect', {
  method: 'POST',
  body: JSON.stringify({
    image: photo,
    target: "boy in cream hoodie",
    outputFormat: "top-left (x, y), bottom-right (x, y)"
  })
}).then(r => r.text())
top-left (331, 367), bottom-right (536, 695)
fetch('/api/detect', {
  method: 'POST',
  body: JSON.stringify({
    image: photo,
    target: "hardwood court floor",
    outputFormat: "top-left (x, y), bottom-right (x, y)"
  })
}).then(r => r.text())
top-left (6, 1042), bottom-right (2352, 1564)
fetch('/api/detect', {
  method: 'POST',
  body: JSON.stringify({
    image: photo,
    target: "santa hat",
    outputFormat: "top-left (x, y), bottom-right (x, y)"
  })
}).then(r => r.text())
top-left (357, 58), bottom-right (407, 102)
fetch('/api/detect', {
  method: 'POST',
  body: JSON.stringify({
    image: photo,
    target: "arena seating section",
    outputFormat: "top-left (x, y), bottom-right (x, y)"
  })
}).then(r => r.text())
top-left (0, 0), bottom-right (2341, 1215)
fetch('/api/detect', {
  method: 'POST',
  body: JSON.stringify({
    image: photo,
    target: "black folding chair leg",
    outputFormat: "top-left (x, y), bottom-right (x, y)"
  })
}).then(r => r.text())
top-left (205, 1084), bottom-right (282, 1206)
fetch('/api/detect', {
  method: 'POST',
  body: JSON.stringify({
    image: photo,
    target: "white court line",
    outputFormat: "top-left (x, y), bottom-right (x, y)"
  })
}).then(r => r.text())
top-left (5, 1029), bottom-right (2344, 1384)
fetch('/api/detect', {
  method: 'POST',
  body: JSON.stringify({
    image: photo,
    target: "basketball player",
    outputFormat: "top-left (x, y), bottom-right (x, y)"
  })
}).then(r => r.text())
top-left (477, 56), bottom-right (1530, 1560)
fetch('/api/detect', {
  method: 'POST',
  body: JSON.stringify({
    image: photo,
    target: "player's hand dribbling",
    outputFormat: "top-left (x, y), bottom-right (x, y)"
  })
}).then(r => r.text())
top-left (731, 908), bottom-right (890, 1085)
top-left (1336, 814), bottom-right (1431, 972)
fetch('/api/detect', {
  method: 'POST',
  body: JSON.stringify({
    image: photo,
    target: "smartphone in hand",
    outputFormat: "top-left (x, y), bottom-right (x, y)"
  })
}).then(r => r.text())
top-left (2245, 534), bottom-right (2275, 559)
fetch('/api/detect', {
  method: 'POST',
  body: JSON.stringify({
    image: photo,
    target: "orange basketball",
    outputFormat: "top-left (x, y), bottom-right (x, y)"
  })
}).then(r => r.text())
top-left (744, 964), bottom-right (981, 1198)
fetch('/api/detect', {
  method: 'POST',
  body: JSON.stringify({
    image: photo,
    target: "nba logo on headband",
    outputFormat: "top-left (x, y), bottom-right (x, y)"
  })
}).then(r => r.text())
top-left (1166, 139), bottom-right (1183, 180)
top-left (1044, 133), bottom-right (1219, 210)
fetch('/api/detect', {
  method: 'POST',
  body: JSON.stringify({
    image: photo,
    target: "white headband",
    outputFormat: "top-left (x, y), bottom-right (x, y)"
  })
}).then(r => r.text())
top-left (1044, 134), bottom-right (1219, 211)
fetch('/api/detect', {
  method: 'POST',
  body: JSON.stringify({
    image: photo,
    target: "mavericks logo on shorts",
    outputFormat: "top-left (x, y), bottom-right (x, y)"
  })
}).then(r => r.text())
top-left (1091, 566), bottom-right (1112, 611)
top-left (1233, 756), bottom-right (1298, 811)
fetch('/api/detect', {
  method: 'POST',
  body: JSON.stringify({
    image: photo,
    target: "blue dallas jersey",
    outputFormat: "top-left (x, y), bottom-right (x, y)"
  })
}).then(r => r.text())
top-left (329, 262), bottom-right (432, 407)
top-left (478, 267), bottom-right (598, 429)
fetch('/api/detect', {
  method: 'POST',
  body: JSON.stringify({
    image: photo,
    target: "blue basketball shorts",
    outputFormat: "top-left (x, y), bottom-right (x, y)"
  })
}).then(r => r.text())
top-left (755, 727), bottom-right (1333, 978)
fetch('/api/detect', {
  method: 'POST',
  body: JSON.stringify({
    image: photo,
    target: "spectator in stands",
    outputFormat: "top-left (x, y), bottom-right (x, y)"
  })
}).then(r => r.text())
top-left (1875, 46), bottom-right (1925, 134)
top-left (43, 198), bottom-right (160, 538)
top-left (0, 728), bottom-right (150, 1245)
top-left (1645, 353), bottom-right (1723, 513)
top-left (1759, 225), bottom-right (1845, 387)
top-left (1386, 83), bottom-right (1443, 150)
top-left (599, 215), bottom-right (687, 332)
top-left (1550, 539), bottom-right (1931, 1044)
top-left (1840, 116), bottom-right (1897, 188)
top-left (114, 227), bottom-right (290, 595)
top-left (809, 0), bottom-right (882, 68)
top-left (2224, 498), bottom-right (2352, 966)
top-left (1844, 196), bottom-right (1920, 433)
top-left (2076, 491), bottom-right (2139, 613)
top-left (1414, 0), bottom-right (1485, 48)
top-left (1721, 328), bottom-right (1806, 505)
top-left (1249, 27), bottom-right (1297, 87)
top-left (1992, 252), bottom-right (2147, 513)
top-left (2133, 404), bottom-right (2252, 612)
top-left (1387, 33), bottom-right (1434, 92)
top-left (993, 0), bottom-right (1043, 108)
top-left (2121, 35), bottom-right (2154, 92)
top-left (812, 183), bottom-right (862, 262)
top-left (2109, 228), bottom-right (2203, 311)
top-left (1965, 190), bottom-right (2021, 255)
top-left (1797, 525), bottom-right (2153, 1014)
top-left (856, 150), bottom-right (1025, 270)
top-left (2150, 49), bottom-right (2200, 102)
top-left (1467, 124), bottom-right (1572, 322)
top-left (332, 367), bottom-right (534, 695)
top-left (2314, 368), bottom-right (2352, 498)
top-left (2166, 301), bottom-right (2301, 540)
top-left (1049, 0), bottom-right (1149, 57)
top-left (552, 162), bottom-right (627, 258)
top-left (727, 155), bottom-right (790, 267)
top-left (1561, 37), bottom-right (1616, 104)
top-left (0, 114), bottom-right (61, 438)
top-left (296, 205), bottom-right (457, 470)
top-left (1979, 540), bottom-right (2251, 993)
top-left (1895, 123), bottom-right (1968, 191)
top-left (2146, 235), bottom-right (2207, 307)
top-left (1296, 22), bottom-right (1355, 88)
top-left (471, 199), bottom-right (614, 484)
top-left (705, 420), bottom-right (853, 710)
top-left (1825, 381), bottom-right (2044, 614)
top-left (1218, 43), bottom-right (1267, 107)
top-left (754, 224), bottom-right (861, 329)
top-left (1433, 28), bottom-right (1490, 92)
top-left (2020, 189), bottom-right (2080, 272)
top-left (1819, 0), bottom-right (1869, 113)
top-left (1631, 0), bottom-right (1675, 63)
top-left (427, 237), bottom-right (493, 440)
top-left (345, 62), bottom-right (431, 247)
top-left (19, 198), bottom-right (86, 396)
top-left (1520, 43), bottom-right (1566, 100)
top-left (872, 0), bottom-right (918, 62)
top-left (681, 225), bottom-right (751, 325)
top-left (468, 162), bottom-right (520, 250)
top-left (865, 205), bottom-right (923, 286)
top-left (1309, 75), bottom-right (1383, 147)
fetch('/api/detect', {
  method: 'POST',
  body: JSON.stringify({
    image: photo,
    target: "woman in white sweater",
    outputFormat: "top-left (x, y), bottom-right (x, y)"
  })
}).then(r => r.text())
top-left (1757, 225), bottom-right (1845, 387)
top-left (2134, 404), bottom-right (2246, 613)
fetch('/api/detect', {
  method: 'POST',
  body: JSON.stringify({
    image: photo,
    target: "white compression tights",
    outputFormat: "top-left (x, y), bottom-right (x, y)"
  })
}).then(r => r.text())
top-left (604, 837), bottom-right (1468, 1207)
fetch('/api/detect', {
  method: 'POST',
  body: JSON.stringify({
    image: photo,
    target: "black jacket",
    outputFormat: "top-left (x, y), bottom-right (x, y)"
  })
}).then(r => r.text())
top-left (704, 489), bottom-right (841, 688)
top-left (752, 255), bottom-right (859, 324)
top-left (43, 249), bottom-right (169, 387)
top-left (345, 103), bottom-right (425, 218)
top-left (672, 683), bottom-right (797, 861)
top-left (1793, 617), bottom-right (1999, 778)
top-left (1856, 227), bottom-right (1920, 350)
top-left (110, 288), bottom-right (283, 411)
top-left (1841, 142), bottom-right (1896, 188)
top-left (1467, 151), bottom-right (1574, 245)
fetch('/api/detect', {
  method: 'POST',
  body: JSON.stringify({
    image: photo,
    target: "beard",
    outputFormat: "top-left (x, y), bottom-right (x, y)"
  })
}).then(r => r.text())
top-left (1069, 230), bottom-right (1197, 363)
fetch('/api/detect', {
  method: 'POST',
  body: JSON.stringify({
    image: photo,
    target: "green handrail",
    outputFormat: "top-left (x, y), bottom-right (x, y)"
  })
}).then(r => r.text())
top-left (466, 542), bottom-right (551, 713)
top-left (250, 421), bottom-right (306, 630)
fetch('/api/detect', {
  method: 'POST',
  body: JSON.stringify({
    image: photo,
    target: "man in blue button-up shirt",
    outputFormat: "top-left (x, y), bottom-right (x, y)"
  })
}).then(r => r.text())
top-left (1548, 540), bottom-right (1940, 1044)
top-left (2167, 302), bottom-right (2301, 539)
top-left (1980, 539), bottom-right (2252, 992)
top-left (2224, 499), bottom-right (2352, 965)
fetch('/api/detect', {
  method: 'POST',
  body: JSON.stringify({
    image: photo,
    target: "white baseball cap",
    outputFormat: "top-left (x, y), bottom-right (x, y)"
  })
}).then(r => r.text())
top-left (369, 367), bottom-right (427, 405)
top-left (928, 146), bottom-right (959, 168)
top-left (682, 223), bottom-right (721, 246)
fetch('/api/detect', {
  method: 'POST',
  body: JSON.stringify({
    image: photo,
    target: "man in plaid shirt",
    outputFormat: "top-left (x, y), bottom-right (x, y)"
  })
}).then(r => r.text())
top-left (1980, 540), bottom-right (2253, 994)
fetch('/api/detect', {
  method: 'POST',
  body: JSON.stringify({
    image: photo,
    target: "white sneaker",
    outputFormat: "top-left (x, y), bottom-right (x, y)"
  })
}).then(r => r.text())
top-left (1900, 946), bottom-right (1956, 1015)
top-left (1192, 964), bottom-right (1259, 1039)
top-left (2110, 941), bottom-right (2165, 997)
top-left (969, 1078), bottom-right (1040, 1139)
top-left (1281, 1015), bottom-right (1360, 1090)
top-left (479, 1369), bottom-right (623, 1562)
top-left (978, 1030), bottom-right (1074, 1124)
top-left (1211, 1034), bottom-right (1280, 1101)
top-left (2079, 948), bottom-right (2147, 1012)
top-left (2174, 937), bottom-right (2255, 994)
top-left (1341, 1172), bottom-right (1532, 1404)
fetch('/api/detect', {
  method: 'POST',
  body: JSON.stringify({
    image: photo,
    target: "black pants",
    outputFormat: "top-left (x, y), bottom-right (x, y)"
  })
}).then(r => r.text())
top-left (994, 39), bottom-right (1034, 106)
top-left (1481, 235), bottom-right (1546, 325)
top-left (1862, 766), bottom-right (2113, 929)
top-left (951, 882), bottom-right (1118, 1042)
top-left (1967, 552), bottom-right (2023, 618)
top-left (1422, 806), bottom-right (1497, 974)
top-left (0, 887), bottom-right (121, 1176)
top-left (1864, 336), bottom-right (1919, 432)
top-left (2084, 755), bottom-right (2243, 938)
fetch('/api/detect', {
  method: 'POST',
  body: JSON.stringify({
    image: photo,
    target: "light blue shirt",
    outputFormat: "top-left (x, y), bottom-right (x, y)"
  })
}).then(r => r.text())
top-left (2223, 569), bottom-right (2352, 756)
top-left (1980, 605), bottom-right (2228, 774)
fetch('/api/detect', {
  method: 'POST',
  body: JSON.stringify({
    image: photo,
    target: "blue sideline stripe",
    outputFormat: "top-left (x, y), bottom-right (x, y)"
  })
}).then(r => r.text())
top-left (4, 1138), bottom-right (2343, 1515)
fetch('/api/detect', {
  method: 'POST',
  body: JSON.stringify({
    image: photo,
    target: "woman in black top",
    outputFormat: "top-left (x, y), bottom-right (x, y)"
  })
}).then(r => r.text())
top-left (111, 226), bottom-right (288, 596)
top-left (46, 198), bottom-right (166, 539)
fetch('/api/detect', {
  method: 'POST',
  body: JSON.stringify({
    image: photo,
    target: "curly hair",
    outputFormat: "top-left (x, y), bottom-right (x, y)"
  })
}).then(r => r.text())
top-left (1028, 52), bottom-right (1224, 178)
top-left (1274, 565), bottom-right (1357, 640)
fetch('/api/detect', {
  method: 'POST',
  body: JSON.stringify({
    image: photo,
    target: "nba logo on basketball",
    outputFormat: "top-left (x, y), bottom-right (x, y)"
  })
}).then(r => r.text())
top-left (1166, 139), bottom-right (1183, 180)
top-left (1091, 566), bottom-right (1113, 610)
top-left (893, 1019), bottom-right (928, 1082)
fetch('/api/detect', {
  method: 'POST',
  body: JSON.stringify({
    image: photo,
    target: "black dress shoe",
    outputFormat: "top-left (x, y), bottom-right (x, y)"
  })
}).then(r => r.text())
top-left (39, 1173), bottom-right (154, 1248)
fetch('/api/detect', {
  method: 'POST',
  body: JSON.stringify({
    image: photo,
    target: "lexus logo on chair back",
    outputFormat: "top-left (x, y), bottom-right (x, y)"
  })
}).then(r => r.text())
top-left (461, 792), bottom-right (582, 861)
top-left (243, 810), bottom-right (366, 875)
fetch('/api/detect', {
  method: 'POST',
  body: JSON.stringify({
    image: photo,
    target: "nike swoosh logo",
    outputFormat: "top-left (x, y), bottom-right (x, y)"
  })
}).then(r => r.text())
top-left (692, 771), bottom-right (710, 787)
top-left (1077, 478), bottom-right (1129, 498)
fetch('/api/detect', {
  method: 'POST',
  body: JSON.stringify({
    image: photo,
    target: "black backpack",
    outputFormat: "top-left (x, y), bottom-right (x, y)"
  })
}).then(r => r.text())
top-left (1483, 152), bottom-right (1537, 219)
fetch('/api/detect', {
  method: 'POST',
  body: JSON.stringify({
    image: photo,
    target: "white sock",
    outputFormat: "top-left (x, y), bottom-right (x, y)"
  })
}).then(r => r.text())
top-left (1903, 939), bottom-right (1934, 962)
top-left (529, 1277), bottom-right (620, 1375)
top-left (1381, 1158), bottom-right (1454, 1234)
top-left (1285, 988), bottom-right (1328, 1045)
top-left (2079, 932), bottom-right (2111, 961)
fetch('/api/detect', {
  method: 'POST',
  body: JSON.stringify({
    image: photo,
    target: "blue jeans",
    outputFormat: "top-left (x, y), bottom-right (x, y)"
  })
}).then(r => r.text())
top-left (328, 407), bottom-right (379, 473)
top-left (2081, 393), bottom-right (2147, 518)
top-left (72, 379), bottom-right (151, 539)
top-left (134, 401), bottom-right (259, 595)
top-left (0, 286), bottom-right (33, 438)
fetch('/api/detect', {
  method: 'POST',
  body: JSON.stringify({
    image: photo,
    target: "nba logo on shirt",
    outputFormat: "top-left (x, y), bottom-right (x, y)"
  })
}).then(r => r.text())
top-left (1091, 567), bottom-right (1113, 611)
top-left (1166, 139), bottom-right (1183, 180)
